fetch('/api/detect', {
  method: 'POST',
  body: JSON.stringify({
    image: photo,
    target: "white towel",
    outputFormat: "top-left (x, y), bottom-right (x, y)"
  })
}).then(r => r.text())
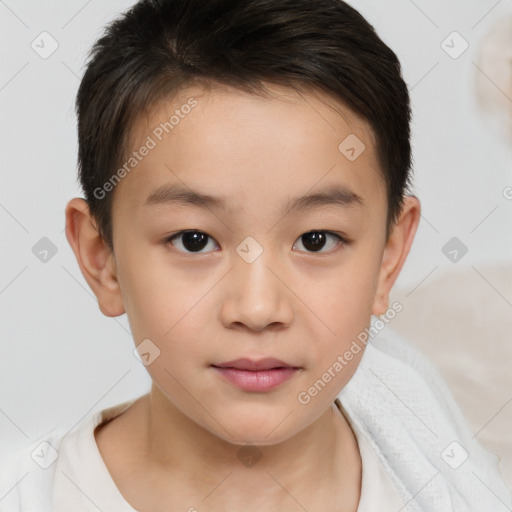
top-left (338, 320), bottom-right (512, 511)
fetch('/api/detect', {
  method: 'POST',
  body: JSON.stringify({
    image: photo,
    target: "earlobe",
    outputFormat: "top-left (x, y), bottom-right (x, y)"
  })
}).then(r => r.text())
top-left (64, 197), bottom-right (125, 317)
top-left (371, 196), bottom-right (421, 316)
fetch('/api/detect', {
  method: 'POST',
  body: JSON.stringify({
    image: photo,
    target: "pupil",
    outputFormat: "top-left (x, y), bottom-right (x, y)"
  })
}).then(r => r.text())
top-left (183, 231), bottom-right (208, 251)
top-left (303, 232), bottom-right (326, 252)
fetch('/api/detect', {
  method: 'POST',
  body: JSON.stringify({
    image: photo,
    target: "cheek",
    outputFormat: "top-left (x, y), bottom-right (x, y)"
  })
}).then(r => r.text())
top-left (303, 243), bottom-right (382, 381)
top-left (117, 251), bottom-right (212, 376)
top-left (114, 244), bottom-right (184, 342)
top-left (315, 252), bottom-right (381, 332)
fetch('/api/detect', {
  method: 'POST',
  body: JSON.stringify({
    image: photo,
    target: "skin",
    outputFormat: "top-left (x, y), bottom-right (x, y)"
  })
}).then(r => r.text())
top-left (65, 82), bottom-right (420, 511)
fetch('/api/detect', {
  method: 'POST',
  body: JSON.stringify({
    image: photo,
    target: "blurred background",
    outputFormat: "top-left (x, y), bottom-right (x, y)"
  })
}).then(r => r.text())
top-left (1, 0), bottom-right (511, 491)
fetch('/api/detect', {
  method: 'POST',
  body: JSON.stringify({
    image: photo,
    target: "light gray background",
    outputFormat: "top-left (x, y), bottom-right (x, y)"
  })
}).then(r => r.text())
top-left (1, 0), bottom-right (511, 468)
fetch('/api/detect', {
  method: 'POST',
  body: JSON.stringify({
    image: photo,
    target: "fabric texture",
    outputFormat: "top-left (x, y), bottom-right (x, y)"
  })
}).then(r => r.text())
top-left (338, 325), bottom-right (512, 511)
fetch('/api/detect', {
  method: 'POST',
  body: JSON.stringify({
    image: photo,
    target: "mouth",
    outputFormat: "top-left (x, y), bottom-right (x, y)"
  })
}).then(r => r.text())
top-left (211, 358), bottom-right (300, 392)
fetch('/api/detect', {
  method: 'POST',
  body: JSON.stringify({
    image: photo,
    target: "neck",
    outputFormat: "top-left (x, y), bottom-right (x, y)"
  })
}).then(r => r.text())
top-left (136, 384), bottom-right (361, 511)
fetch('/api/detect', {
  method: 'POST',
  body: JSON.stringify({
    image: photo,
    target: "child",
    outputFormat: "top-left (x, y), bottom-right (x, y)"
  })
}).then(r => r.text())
top-left (1, 0), bottom-right (510, 510)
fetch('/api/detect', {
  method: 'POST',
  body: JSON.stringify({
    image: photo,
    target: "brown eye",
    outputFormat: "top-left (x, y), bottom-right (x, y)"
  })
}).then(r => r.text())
top-left (166, 231), bottom-right (218, 253)
top-left (293, 231), bottom-right (344, 253)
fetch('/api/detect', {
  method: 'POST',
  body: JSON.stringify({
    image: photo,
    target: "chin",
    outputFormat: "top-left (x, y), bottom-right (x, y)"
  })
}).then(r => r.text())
top-left (205, 410), bottom-right (307, 448)
top-left (223, 429), bottom-right (293, 448)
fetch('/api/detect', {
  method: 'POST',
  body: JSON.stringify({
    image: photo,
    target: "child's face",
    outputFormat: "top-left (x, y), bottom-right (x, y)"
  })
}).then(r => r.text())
top-left (85, 83), bottom-right (416, 445)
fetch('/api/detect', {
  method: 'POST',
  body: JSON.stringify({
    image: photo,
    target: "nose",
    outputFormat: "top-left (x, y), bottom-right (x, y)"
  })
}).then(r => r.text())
top-left (220, 246), bottom-right (294, 332)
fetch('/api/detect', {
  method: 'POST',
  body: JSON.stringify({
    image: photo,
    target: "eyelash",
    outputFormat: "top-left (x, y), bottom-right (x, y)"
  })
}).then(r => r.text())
top-left (163, 230), bottom-right (349, 255)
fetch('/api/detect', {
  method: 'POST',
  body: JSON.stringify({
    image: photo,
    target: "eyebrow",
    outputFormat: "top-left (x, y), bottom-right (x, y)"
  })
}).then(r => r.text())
top-left (144, 182), bottom-right (364, 215)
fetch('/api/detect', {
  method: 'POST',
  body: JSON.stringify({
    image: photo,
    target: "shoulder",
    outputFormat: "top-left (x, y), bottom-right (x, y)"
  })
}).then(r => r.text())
top-left (338, 323), bottom-right (512, 512)
top-left (0, 425), bottom-right (67, 512)
top-left (0, 398), bottom-right (139, 512)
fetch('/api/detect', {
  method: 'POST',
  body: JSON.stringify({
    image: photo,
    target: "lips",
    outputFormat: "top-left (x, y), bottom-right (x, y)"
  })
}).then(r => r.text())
top-left (211, 358), bottom-right (300, 392)
top-left (212, 358), bottom-right (295, 371)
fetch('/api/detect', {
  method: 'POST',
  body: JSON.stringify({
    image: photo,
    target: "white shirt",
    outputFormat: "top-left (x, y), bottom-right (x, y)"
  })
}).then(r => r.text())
top-left (0, 398), bottom-right (404, 511)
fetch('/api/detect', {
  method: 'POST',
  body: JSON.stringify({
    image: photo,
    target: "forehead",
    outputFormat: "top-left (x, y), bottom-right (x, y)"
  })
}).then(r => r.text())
top-left (114, 82), bottom-right (385, 217)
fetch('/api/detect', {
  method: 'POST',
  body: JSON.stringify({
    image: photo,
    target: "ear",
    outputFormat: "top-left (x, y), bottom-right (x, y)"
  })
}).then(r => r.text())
top-left (64, 197), bottom-right (125, 317)
top-left (371, 195), bottom-right (421, 316)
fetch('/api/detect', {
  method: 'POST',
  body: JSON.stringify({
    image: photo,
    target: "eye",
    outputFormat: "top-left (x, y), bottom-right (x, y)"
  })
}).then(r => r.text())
top-left (164, 230), bottom-right (346, 255)
top-left (165, 230), bottom-right (219, 254)
top-left (293, 231), bottom-right (345, 253)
